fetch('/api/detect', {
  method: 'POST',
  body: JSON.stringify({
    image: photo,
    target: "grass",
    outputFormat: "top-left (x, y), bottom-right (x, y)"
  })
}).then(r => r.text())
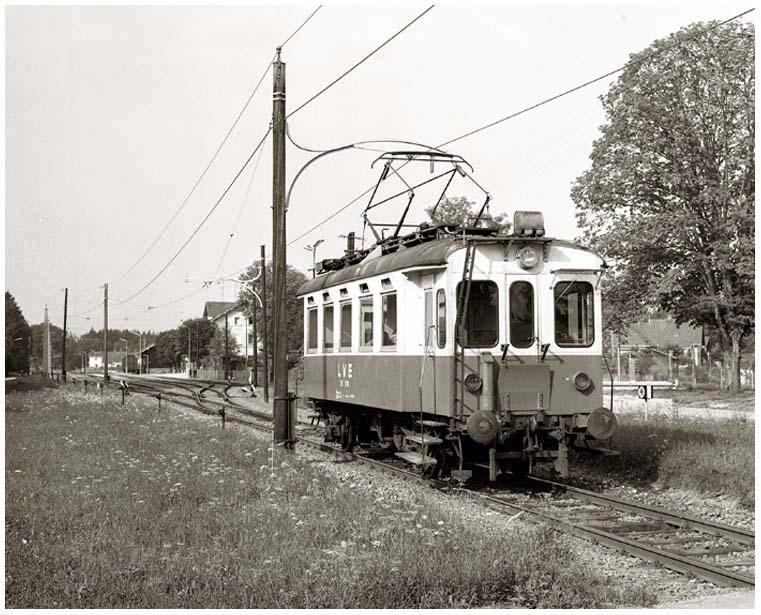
top-left (5, 386), bottom-right (654, 608)
top-left (571, 414), bottom-right (755, 507)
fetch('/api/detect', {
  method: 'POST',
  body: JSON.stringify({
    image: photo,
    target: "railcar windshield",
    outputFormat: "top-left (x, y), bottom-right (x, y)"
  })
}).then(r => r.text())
top-left (456, 280), bottom-right (499, 347)
top-left (554, 281), bottom-right (594, 347)
top-left (509, 281), bottom-right (534, 348)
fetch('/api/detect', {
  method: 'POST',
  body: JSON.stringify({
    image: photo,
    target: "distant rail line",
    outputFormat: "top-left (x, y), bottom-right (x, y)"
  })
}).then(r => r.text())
top-left (70, 372), bottom-right (754, 589)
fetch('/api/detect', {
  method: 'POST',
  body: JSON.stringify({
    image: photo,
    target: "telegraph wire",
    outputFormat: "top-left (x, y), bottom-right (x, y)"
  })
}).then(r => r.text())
top-left (113, 5), bottom-right (323, 285)
top-left (280, 5), bottom-right (322, 48)
top-left (440, 8), bottom-right (755, 148)
top-left (288, 7), bottom-right (755, 244)
top-left (116, 127), bottom-right (272, 306)
top-left (213, 132), bottom-right (268, 278)
top-left (286, 5), bottom-right (435, 119)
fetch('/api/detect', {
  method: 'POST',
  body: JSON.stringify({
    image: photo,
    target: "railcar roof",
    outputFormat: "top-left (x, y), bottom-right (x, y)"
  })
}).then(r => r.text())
top-left (297, 236), bottom-right (596, 296)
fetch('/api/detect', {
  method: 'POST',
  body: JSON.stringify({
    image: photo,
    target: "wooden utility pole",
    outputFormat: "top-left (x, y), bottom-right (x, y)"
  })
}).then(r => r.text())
top-left (224, 312), bottom-right (230, 380)
top-left (261, 245), bottom-right (269, 403)
top-left (252, 300), bottom-right (258, 387)
top-left (271, 47), bottom-right (291, 448)
top-left (61, 288), bottom-right (68, 382)
top-left (103, 283), bottom-right (109, 381)
top-left (42, 305), bottom-right (51, 378)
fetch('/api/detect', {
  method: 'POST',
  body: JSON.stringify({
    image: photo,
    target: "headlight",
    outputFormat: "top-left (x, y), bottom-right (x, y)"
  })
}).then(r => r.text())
top-left (587, 407), bottom-right (617, 440)
top-left (517, 246), bottom-right (539, 269)
top-left (574, 372), bottom-right (592, 392)
top-left (464, 372), bottom-right (482, 393)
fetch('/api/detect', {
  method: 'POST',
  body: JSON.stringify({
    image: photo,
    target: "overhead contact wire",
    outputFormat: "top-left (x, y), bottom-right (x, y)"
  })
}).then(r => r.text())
top-left (289, 7), bottom-right (755, 242)
top-left (113, 5), bottom-right (322, 285)
top-left (286, 5), bottom-right (435, 119)
top-left (116, 128), bottom-right (271, 306)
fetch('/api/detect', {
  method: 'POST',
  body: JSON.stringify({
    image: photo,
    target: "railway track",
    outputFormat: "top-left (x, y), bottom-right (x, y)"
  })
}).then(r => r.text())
top-left (68, 373), bottom-right (755, 589)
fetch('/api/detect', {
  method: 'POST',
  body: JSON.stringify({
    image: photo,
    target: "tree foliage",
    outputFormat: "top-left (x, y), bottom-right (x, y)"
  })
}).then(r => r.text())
top-left (237, 261), bottom-right (309, 356)
top-left (424, 196), bottom-right (510, 232)
top-left (5, 292), bottom-right (31, 374)
top-left (571, 20), bottom-right (754, 389)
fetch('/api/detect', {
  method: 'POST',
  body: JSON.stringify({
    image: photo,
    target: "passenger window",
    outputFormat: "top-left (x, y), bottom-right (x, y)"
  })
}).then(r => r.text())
top-left (436, 289), bottom-right (446, 348)
top-left (307, 307), bottom-right (318, 353)
top-left (456, 280), bottom-right (499, 348)
top-left (359, 296), bottom-right (373, 350)
top-left (382, 293), bottom-right (397, 349)
top-left (340, 302), bottom-right (352, 351)
top-left (509, 281), bottom-right (534, 348)
top-left (554, 281), bottom-right (595, 347)
top-left (323, 304), bottom-right (334, 351)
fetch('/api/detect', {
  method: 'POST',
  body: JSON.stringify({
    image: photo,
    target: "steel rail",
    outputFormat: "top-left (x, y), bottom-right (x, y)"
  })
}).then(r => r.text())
top-left (527, 476), bottom-right (755, 546)
top-left (473, 492), bottom-right (754, 589)
top-left (70, 375), bottom-right (754, 588)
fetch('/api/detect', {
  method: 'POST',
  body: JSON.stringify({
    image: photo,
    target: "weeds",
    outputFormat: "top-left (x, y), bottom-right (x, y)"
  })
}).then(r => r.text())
top-left (6, 387), bottom-right (653, 608)
top-left (572, 414), bottom-right (754, 507)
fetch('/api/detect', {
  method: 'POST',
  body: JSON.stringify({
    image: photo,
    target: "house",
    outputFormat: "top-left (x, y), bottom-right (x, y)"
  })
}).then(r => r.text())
top-left (615, 316), bottom-right (704, 368)
top-left (87, 351), bottom-right (127, 370)
top-left (202, 301), bottom-right (255, 357)
top-left (139, 343), bottom-right (159, 371)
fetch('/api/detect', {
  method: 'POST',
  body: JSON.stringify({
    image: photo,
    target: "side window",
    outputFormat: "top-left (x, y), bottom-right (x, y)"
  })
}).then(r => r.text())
top-left (436, 289), bottom-right (446, 348)
top-left (359, 296), bottom-right (373, 351)
top-left (307, 307), bottom-right (318, 353)
top-left (554, 281), bottom-right (595, 347)
top-left (340, 302), bottom-right (352, 351)
top-left (323, 304), bottom-right (334, 352)
top-left (382, 293), bottom-right (397, 349)
top-left (509, 281), bottom-right (534, 348)
top-left (456, 280), bottom-right (499, 348)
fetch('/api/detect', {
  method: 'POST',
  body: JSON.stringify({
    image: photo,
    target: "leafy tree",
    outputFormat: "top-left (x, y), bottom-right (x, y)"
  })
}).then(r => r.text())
top-left (237, 261), bottom-right (309, 358)
top-left (571, 20), bottom-right (754, 391)
top-left (202, 324), bottom-right (241, 373)
top-left (155, 329), bottom-right (183, 369)
top-left (424, 196), bottom-right (510, 232)
top-left (5, 292), bottom-right (31, 374)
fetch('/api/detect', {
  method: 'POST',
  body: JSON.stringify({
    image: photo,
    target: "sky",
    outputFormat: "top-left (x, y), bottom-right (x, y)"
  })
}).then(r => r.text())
top-left (5, 2), bottom-right (753, 335)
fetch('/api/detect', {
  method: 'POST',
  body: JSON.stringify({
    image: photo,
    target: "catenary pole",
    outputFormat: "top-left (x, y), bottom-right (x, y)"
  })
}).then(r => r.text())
top-left (252, 300), bottom-right (258, 387)
top-left (272, 47), bottom-right (291, 448)
top-left (225, 312), bottom-right (230, 380)
top-left (103, 283), bottom-right (109, 381)
top-left (261, 244), bottom-right (269, 403)
top-left (62, 288), bottom-right (68, 382)
top-left (43, 305), bottom-right (50, 378)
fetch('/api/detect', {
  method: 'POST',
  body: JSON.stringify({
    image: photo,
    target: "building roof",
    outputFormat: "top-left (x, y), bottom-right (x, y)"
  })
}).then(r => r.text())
top-left (624, 318), bottom-right (703, 349)
top-left (202, 301), bottom-right (240, 320)
top-left (139, 343), bottom-right (156, 354)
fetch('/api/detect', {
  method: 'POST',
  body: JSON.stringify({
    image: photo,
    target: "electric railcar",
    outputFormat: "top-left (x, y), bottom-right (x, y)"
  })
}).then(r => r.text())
top-left (298, 212), bottom-right (617, 480)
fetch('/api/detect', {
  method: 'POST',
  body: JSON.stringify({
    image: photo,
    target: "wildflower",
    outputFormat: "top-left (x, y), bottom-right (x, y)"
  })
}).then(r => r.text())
top-left (438, 520), bottom-right (444, 526)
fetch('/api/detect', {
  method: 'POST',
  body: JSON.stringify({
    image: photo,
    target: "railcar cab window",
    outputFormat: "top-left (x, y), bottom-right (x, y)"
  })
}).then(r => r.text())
top-left (307, 306), bottom-right (318, 353)
top-left (509, 281), bottom-right (534, 348)
top-left (436, 289), bottom-right (446, 348)
top-left (456, 280), bottom-right (499, 348)
top-left (554, 281), bottom-right (594, 347)
top-left (323, 303), bottom-right (335, 352)
top-left (381, 293), bottom-right (397, 349)
top-left (339, 301), bottom-right (352, 351)
top-left (359, 295), bottom-right (374, 351)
